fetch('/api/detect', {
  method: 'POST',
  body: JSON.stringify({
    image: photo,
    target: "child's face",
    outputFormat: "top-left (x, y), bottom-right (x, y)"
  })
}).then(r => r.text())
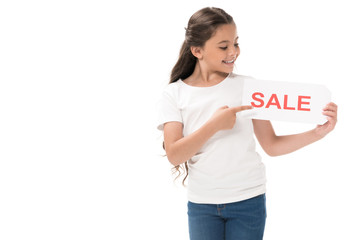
top-left (200, 23), bottom-right (240, 74)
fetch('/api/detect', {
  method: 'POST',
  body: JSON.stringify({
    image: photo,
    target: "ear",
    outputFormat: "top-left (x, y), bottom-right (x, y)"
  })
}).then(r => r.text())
top-left (190, 46), bottom-right (203, 60)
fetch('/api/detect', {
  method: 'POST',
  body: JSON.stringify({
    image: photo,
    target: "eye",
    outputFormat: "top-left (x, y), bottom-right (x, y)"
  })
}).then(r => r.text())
top-left (234, 43), bottom-right (239, 47)
top-left (219, 46), bottom-right (228, 50)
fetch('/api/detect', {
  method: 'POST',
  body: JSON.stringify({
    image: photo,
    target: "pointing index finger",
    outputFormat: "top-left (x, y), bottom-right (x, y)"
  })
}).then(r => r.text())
top-left (230, 105), bottom-right (253, 113)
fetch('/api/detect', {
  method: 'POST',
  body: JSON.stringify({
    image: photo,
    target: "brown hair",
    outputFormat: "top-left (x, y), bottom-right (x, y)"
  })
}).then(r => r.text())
top-left (168, 7), bottom-right (234, 185)
top-left (170, 7), bottom-right (234, 84)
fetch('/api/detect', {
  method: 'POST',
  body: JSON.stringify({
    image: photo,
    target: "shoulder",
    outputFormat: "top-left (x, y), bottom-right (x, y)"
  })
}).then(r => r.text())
top-left (225, 73), bottom-right (256, 89)
top-left (163, 80), bottom-right (182, 92)
top-left (160, 80), bottom-right (183, 102)
top-left (229, 72), bottom-right (256, 81)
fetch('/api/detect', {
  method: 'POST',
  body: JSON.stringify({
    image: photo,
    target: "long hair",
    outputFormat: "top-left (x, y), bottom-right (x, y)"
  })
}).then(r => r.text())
top-left (168, 7), bottom-right (234, 185)
top-left (170, 7), bottom-right (234, 83)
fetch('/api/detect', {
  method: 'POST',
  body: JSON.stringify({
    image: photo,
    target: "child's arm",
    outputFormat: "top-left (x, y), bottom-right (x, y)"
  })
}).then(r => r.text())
top-left (252, 102), bottom-right (337, 157)
top-left (163, 105), bottom-right (252, 166)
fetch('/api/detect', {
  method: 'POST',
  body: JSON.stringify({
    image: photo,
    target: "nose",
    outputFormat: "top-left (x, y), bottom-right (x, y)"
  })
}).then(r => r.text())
top-left (229, 46), bottom-right (238, 58)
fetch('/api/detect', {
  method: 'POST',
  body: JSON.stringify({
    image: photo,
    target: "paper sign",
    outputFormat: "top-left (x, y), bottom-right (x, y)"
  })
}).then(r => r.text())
top-left (241, 79), bottom-right (331, 124)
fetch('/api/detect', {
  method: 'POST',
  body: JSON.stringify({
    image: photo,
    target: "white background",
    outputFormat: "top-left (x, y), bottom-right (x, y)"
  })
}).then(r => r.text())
top-left (1, 0), bottom-right (359, 239)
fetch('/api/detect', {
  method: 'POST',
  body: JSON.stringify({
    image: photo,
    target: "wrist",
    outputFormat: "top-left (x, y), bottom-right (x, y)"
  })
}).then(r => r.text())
top-left (204, 119), bottom-right (220, 136)
top-left (312, 127), bottom-right (327, 140)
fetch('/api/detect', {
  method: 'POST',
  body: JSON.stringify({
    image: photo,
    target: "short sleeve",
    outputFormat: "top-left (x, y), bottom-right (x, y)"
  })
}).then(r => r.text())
top-left (157, 90), bottom-right (183, 131)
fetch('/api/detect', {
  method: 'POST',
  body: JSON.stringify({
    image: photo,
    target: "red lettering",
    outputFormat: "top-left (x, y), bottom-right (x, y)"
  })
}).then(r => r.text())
top-left (251, 92), bottom-right (264, 107)
top-left (265, 94), bottom-right (281, 109)
top-left (283, 95), bottom-right (296, 110)
top-left (250, 92), bottom-right (311, 111)
top-left (298, 96), bottom-right (311, 111)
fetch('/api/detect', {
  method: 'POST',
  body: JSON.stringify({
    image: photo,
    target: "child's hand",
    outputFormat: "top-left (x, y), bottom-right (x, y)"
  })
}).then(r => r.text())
top-left (208, 105), bottom-right (253, 132)
top-left (315, 102), bottom-right (338, 137)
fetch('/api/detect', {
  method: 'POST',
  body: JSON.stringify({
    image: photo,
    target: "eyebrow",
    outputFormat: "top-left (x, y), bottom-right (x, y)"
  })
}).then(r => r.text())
top-left (217, 36), bottom-right (239, 44)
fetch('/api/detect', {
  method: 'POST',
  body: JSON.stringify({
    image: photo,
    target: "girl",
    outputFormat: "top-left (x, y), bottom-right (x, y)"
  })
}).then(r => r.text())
top-left (157, 7), bottom-right (337, 240)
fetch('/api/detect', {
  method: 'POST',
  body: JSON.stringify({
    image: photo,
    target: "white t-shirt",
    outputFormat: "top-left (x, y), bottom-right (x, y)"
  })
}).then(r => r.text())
top-left (157, 73), bottom-right (266, 204)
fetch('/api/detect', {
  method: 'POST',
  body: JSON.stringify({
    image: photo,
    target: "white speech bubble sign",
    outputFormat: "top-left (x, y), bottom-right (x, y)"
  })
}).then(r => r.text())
top-left (241, 79), bottom-right (331, 124)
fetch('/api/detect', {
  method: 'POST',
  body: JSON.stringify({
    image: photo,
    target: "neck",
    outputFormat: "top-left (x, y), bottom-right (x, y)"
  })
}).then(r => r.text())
top-left (191, 62), bottom-right (228, 83)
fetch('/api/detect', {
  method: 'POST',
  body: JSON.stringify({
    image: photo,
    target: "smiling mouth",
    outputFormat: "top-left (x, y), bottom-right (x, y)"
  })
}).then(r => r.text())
top-left (222, 58), bottom-right (235, 64)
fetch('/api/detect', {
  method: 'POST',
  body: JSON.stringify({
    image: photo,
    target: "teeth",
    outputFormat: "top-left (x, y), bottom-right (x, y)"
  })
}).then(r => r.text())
top-left (224, 59), bottom-right (235, 63)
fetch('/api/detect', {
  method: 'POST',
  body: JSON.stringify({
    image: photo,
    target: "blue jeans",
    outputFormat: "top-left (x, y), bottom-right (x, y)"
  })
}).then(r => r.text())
top-left (187, 194), bottom-right (266, 240)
